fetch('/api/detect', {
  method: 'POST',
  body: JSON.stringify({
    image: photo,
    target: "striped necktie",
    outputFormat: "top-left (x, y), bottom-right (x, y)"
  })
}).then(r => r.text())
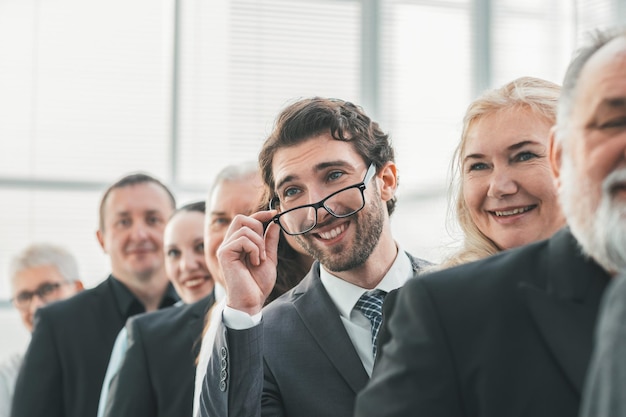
top-left (354, 289), bottom-right (387, 358)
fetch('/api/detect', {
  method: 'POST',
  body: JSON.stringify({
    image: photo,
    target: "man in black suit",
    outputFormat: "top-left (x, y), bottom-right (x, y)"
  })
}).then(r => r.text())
top-left (101, 294), bottom-right (214, 417)
top-left (100, 164), bottom-right (264, 417)
top-left (11, 173), bottom-right (180, 417)
top-left (355, 27), bottom-right (626, 417)
top-left (200, 98), bottom-right (431, 417)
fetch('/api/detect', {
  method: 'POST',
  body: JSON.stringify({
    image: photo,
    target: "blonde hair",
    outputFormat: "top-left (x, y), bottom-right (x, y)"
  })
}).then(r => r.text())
top-left (442, 76), bottom-right (561, 268)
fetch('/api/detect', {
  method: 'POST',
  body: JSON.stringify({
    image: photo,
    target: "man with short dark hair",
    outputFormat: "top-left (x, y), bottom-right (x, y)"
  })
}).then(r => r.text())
top-left (12, 173), bottom-right (180, 417)
top-left (355, 27), bottom-right (626, 417)
top-left (200, 97), bottom-right (431, 417)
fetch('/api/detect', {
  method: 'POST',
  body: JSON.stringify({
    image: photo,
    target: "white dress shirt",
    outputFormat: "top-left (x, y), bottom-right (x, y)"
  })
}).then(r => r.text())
top-left (319, 248), bottom-right (413, 375)
top-left (223, 246), bottom-right (414, 376)
top-left (0, 351), bottom-right (23, 417)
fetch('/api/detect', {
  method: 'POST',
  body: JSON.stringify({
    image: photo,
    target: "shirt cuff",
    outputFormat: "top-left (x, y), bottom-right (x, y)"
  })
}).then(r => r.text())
top-left (223, 306), bottom-right (263, 329)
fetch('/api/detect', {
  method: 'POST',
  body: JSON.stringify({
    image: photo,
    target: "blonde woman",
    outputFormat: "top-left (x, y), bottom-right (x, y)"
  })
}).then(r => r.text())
top-left (443, 76), bottom-right (565, 268)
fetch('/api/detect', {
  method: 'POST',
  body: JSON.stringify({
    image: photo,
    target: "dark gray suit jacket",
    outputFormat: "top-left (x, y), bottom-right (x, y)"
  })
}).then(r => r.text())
top-left (11, 276), bottom-right (178, 417)
top-left (356, 228), bottom-right (610, 417)
top-left (103, 292), bottom-right (215, 417)
top-left (200, 254), bottom-right (430, 417)
top-left (579, 273), bottom-right (626, 417)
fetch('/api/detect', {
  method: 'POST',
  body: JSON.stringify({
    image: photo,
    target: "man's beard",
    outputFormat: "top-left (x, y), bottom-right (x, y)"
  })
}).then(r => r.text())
top-left (560, 156), bottom-right (626, 273)
top-left (295, 190), bottom-right (385, 273)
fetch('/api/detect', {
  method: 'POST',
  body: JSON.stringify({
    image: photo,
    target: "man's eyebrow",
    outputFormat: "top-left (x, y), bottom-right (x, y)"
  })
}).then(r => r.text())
top-left (313, 160), bottom-right (352, 171)
top-left (597, 97), bottom-right (626, 112)
top-left (275, 174), bottom-right (297, 192)
top-left (274, 161), bottom-right (352, 191)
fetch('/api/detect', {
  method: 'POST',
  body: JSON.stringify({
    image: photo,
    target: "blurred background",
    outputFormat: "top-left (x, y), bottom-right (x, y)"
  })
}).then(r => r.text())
top-left (0, 0), bottom-right (623, 354)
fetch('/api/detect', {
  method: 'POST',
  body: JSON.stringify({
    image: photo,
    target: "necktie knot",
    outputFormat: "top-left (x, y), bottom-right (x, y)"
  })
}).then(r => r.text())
top-left (355, 289), bottom-right (387, 358)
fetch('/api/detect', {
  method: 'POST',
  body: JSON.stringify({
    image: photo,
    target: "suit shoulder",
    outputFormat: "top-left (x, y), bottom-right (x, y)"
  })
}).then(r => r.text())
top-left (410, 238), bottom-right (550, 294)
top-left (263, 290), bottom-right (298, 318)
top-left (130, 296), bottom-right (212, 332)
top-left (406, 252), bottom-right (435, 273)
top-left (129, 304), bottom-right (184, 332)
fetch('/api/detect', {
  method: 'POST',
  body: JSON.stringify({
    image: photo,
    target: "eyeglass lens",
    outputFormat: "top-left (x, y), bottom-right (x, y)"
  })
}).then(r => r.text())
top-left (279, 186), bottom-right (365, 235)
top-left (13, 282), bottom-right (63, 308)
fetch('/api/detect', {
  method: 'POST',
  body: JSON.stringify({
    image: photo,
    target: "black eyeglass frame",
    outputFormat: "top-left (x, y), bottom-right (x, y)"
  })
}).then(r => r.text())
top-left (268, 163), bottom-right (377, 236)
top-left (11, 281), bottom-right (70, 309)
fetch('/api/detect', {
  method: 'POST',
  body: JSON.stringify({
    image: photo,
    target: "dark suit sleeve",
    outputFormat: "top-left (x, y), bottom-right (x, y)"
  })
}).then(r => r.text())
top-left (103, 319), bottom-right (156, 417)
top-left (354, 278), bottom-right (464, 417)
top-left (11, 310), bottom-right (63, 417)
top-left (200, 321), bottom-right (267, 417)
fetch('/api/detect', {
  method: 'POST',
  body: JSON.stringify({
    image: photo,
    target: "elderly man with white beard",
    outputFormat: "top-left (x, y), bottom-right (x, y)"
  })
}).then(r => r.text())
top-left (355, 27), bottom-right (626, 417)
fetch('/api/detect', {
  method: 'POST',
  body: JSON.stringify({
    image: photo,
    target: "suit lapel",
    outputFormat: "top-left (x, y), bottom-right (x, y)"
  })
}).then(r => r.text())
top-left (520, 229), bottom-right (609, 394)
top-left (292, 267), bottom-right (370, 394)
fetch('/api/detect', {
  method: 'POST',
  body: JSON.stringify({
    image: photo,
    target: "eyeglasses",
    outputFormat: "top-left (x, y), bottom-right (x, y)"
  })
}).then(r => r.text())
top-left (269, 163), bottom-right (377, 236)
top-left (11, 282), bottom-right (69, 310)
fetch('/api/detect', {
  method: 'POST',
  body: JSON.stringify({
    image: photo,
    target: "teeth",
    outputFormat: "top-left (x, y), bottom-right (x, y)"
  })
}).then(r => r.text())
top-left (318, 224), bottom-right (346, 240)
top-left (494, 207), bottom-right (531, 217)
top-left (184, 277), bottom-right (205, 287)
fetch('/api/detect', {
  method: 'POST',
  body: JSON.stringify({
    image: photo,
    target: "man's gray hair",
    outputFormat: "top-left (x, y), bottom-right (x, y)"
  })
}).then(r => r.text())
top-left (556, 27), bottom-right (626, 145)
top-left (9, 243), bottom-right (80, 285)
top-left (207, 161), bottom-right (260, 205)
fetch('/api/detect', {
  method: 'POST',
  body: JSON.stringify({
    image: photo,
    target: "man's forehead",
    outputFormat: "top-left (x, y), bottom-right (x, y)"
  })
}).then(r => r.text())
top-left (578, 36), bottom-right (626, 100)
top-left (273, 159), bottom-right (360, 190)
top-left (209, 178), bottom-right (262, 209)
top-left (105, 183), bottom-right (172, 210)
top-left (13, 265), bottom-right (63, 289)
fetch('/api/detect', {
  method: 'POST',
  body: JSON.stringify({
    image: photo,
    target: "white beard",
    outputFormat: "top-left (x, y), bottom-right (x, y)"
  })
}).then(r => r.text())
top-left (560, 156), bottom-right (626, 273)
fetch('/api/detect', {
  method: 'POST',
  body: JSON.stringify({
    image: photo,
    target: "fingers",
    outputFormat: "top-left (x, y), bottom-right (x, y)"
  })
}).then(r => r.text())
top-left (217, 211), bottom-right (280, 315)
top-left (264, 221), bottom-right (281, 265)
top-left (220, 210), bottom-right (279, 266)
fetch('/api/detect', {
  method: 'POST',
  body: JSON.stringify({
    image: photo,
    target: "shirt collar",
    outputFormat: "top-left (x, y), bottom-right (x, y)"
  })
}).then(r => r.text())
top-left (319, 246), bottom-right (413, 319)
top-left (109, 275), bottom-right (180, 319)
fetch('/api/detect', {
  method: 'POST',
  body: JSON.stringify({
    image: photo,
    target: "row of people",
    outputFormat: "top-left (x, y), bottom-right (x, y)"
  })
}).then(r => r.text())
top-left (200, 27), bottom-right (626, 417)
top-left (5, 163), bottom-right (312, 417)
top-left (4, 25), bottom-right (624, 417)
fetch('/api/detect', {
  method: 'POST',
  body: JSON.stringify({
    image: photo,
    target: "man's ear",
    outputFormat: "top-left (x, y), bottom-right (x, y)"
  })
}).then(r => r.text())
top-left (378, 161), bottom-right (398, 202)
top-left (96, 229), bottom-right (106, 253)
top-left (549, 125), bottom-right (563, 190)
